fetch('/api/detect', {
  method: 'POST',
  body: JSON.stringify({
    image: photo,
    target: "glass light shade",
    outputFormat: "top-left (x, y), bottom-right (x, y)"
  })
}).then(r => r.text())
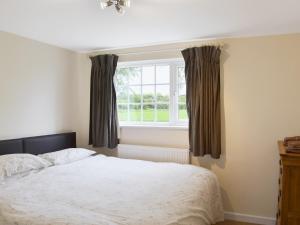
top-left (100, 1), bottom-right (108, 9)
top-left (115, 4), bottom-right (125, 14)
top-left (120, 0), bottom-right (130, 8)
top-left (99, 0), bottom-right (114, 9)
top-left (99, 0), bottom-right (128, 14)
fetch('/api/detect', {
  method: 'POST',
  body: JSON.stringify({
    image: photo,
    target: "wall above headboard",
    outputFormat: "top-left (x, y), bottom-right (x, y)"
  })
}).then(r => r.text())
top-left (0, 31), bottom-right (78, 140)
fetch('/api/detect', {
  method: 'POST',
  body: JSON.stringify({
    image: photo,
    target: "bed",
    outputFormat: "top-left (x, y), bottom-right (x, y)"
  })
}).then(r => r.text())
top-left (0, 132), bottom-right (224, 225)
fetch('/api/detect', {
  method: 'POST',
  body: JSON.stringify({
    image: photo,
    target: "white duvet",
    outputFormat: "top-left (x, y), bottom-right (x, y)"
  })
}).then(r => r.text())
top-left (0, 155), bottom-right (223, 225)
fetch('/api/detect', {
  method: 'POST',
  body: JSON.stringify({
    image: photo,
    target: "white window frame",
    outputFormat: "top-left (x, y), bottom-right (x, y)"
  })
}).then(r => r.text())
top-left (116, 58), bottom-right (188, 128)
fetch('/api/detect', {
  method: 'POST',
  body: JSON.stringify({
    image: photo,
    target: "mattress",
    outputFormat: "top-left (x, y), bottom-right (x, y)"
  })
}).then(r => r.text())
top-left (0, 155), bottom-right (224, 225)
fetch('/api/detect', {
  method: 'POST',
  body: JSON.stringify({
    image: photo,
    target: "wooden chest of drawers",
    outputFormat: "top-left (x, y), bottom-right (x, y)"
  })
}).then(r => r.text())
top-left (277, 141), bottom-right (300, 225)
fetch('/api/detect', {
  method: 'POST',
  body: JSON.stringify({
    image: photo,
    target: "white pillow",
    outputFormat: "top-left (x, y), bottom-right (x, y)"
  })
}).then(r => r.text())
top-left (0, 154), bottom-right (51, 181)
top-left (38, 148), bottom-right (96, 165)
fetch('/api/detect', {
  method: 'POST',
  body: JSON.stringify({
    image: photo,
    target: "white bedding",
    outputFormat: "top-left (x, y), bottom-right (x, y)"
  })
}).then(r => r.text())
top-left (0, 155), bottom-right (224, 225)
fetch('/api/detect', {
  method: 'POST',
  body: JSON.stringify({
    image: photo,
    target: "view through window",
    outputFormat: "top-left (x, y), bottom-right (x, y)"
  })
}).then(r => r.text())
top-left (115, 60), bottom-right (187, 126)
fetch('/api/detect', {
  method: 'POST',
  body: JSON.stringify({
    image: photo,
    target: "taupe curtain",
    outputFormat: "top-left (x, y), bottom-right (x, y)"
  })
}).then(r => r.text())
top-left (89, 54), bottom-right (119, 149)
top-left (182, 46), bottom-right (221, 159)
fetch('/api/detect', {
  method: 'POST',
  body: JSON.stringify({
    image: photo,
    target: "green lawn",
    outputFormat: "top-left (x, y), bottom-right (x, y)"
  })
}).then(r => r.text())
top-left (118, 109), bottom-right (187, 122)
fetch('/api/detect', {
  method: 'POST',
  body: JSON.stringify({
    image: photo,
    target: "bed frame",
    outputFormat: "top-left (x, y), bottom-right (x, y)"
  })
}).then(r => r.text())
top-left (0, 132), bottom-right (76, 155)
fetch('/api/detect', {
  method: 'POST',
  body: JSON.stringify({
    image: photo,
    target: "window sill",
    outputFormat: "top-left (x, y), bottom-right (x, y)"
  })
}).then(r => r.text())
top-left (120, 124), bottom-right (188, 130)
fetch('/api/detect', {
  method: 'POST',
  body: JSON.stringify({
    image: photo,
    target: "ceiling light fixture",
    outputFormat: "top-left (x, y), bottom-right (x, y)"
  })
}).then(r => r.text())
top-left (98, 0), bottom-right (130, 15)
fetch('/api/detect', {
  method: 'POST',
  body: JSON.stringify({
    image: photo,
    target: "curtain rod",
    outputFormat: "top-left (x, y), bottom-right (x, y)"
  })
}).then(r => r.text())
top-left (88, 42), bottom-right (225, 57)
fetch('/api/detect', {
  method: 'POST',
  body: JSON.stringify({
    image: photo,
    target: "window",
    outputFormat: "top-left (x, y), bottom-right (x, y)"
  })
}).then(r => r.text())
top-left (115, 59), bottom-right (187, 127)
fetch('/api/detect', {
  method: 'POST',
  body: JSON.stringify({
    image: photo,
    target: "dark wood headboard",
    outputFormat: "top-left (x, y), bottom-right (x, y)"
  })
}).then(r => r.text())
top-left (0, 132), bottom-right (76, 155)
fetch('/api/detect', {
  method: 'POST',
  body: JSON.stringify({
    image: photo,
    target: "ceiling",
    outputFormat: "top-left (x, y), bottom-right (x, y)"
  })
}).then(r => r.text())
top-left (0, 0), bottom-right (299, 52)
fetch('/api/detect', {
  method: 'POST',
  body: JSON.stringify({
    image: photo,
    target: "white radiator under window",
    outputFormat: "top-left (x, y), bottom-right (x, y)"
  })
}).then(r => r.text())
top-left (118, 144), bottom-right (189, 164)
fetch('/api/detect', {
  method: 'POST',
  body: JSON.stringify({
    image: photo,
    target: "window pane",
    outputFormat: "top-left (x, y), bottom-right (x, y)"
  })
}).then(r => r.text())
top-left (157, 104), bottom-right (169, 122)
top-left (129, 104), bottom-right (141, 122)
top-left (116, 62), bottom-right (187, 126)
top-left (117, 104), bottom-right (128, 121)
top-left (177, 66), bottom-right (185, 84)
top-left (129, 86), bottom-right (141, 103)
top-left (142, 85), bottom-right (155, 103)
top-left (142, 104), bottom-right (155, 122)
top-left (116, 86), bottom-right (128, 103)
top-left (178, 104), bottom-right (188, 121)
top-left (116, 68), bottom-right (129, 87)
top-left (156, 84), bottom-right (170, 103)
top-left (128, 67), bottom-right (141, 85)
top-left (156, 65), bottom-right (170, 84)
top-left (178, 83), bottom-right (186, 103)
top-left (142, 66), bottom-right (155, 85)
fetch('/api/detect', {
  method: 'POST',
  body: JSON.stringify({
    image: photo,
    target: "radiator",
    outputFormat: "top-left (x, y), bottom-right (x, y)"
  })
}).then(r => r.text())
top-left (117, 144), bottom-right (189, 164)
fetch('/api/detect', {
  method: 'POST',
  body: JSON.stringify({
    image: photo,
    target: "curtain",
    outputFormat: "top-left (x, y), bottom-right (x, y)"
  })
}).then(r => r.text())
top-left (182, 46), bottom-right (221, 159)
top-left (89, 54), bottom-right (119, 149)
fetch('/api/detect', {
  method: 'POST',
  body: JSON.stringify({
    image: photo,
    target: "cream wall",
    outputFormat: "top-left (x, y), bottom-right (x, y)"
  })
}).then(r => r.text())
top-left (76, 34), bottom-right (300, 219)
top-left (0, 32), bottom-right (78, 139)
